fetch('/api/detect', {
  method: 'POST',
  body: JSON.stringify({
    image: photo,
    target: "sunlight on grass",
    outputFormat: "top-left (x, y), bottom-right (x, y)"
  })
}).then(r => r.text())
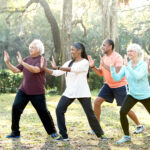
top-left (0, 93), bottom-right (150, 149)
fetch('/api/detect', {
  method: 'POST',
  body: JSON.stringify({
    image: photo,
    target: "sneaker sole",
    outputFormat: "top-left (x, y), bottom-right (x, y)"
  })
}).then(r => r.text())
top-left (6, 136), bottom-right (20, 138)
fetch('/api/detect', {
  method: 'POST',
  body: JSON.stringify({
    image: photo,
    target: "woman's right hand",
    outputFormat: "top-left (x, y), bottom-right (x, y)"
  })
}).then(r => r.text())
top-left (88, 55), bottom-right (95, 67)
top-left (4, 51), bottom-right (9, 64)
top-left (51, 56), bottom-right (58, 69)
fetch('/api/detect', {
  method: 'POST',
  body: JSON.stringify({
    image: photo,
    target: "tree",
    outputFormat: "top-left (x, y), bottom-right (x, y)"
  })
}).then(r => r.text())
top-left (60, 0), bottom-right (72, 92)
top-left (98, 0), bottom-right (118, 51)
top-left (25, 0), bottom-right (61, 62)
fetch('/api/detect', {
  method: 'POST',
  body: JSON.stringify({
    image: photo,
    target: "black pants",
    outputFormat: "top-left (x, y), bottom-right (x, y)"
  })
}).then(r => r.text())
top-left (11, 90), bottom-right (56, 135)
top-left (56, 96), bottom-right (104, 138)
top-left (120, 95), bottom-right (150, 135)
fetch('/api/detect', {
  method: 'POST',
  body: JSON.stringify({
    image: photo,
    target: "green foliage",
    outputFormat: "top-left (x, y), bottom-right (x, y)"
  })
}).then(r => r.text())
top-left (0, 70), bottom-right (23, 93)
top-left (0, 0), bottom-right (150, 93)
top-left (0, 69), bottom-right (62, 93)
top-left (0, 93), bottom-right (150, 149)
top-left (89, 71), bottom-right (103, 90)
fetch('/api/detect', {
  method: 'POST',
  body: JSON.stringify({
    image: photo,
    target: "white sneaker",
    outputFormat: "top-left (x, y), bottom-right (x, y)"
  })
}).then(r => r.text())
top-left (116, 135), bottom-right (131, 144)
top-left (134, 125), bottom-right (144, 134)
top-left (55, 136), bottom-right (69, 141)
top-left (88, 130), bottom-right (95, 135)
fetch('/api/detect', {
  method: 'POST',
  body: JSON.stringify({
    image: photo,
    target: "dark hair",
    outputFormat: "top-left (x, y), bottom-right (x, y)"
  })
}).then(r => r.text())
top-left (68, 42), bottom-right (89, 79)
top-left (105, 39), bottom-right (114, 50)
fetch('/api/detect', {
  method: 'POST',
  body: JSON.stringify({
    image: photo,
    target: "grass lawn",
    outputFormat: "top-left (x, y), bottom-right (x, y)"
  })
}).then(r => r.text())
top-left (0, 91), bottom-right (150, 150)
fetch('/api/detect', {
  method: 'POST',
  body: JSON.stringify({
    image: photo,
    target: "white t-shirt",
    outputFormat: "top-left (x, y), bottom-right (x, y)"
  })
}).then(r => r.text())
top-left (52, 59), bottom-right (91, 98)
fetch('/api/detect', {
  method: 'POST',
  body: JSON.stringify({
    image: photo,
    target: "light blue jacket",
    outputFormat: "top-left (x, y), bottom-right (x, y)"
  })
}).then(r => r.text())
top-left (110, 60), bottom-right (150, 100)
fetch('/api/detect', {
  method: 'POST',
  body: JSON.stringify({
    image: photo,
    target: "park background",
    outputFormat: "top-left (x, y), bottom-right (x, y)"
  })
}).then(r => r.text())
top-left (0, 0), bottom-right (150, 149)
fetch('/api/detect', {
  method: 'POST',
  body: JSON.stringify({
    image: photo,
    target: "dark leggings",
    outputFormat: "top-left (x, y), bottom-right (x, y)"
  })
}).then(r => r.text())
top-left (56, 96), bottom-right (104, 138)
top-left (120, 95), bottom-right (150, 135)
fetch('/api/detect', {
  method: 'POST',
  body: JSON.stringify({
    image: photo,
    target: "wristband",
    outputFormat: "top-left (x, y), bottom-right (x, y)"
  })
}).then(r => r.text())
top-left (91, 66), bottom-right (95, 68)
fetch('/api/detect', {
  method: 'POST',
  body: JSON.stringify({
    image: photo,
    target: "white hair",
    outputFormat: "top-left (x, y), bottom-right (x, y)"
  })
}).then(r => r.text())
top-left (30, 39), bottom-right (45, 55)
top-left (127, 43), bottom-right (143, 60)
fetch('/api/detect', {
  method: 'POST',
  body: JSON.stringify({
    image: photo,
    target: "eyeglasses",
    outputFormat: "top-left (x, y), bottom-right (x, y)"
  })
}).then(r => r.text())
top-left (29, 46), bottom-right (37, 50)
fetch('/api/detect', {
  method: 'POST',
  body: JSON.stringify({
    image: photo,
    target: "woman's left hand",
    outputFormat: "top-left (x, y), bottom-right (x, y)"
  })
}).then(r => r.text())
top-left (40, 56), bottom-right (45, 69)
top-left (51, 56), bottom-right (58, 69)
top-left (17, 52), bottom-right (23, 65)
top-left (123, 55), bottom-right (128, 66)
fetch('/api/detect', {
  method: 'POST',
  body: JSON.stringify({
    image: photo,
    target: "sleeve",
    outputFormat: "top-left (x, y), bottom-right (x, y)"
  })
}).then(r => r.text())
top-left (110, 66), bottom-right (125, 81)
top-left (52, 61), bottom-right (70, 77)
top-left (126, 62), bottom-right (148, 80)
top-left (16, 57), bottom-right (28, 71)
top-left (70, 59), bottom-right (89, 72)
top-left (35, 58), bottom-right (47, 72)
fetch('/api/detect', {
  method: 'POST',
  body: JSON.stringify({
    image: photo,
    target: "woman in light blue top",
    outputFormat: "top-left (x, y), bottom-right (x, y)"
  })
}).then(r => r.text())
top-left (110, 44), bottom-right (150, 144)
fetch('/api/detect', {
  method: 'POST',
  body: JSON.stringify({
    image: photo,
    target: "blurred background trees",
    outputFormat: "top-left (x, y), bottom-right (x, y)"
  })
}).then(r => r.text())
top-left (0, 0), bottom-right (150, 93)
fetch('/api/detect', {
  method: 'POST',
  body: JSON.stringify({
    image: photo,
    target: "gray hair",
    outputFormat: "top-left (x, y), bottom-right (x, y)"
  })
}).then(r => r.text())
top-left (127, 43), bottom-right (143, 60)
top-left (29, 39), bottom-right (45, 55)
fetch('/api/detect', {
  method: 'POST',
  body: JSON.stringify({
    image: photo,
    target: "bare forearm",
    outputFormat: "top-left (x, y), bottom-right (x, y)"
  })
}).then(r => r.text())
top-left (22, 61), bottom-right (40, 73)
top-left (5, 62), bottom-right (20, 73)
top-left (44, 67), bottom-right (53, 75)
top-left (92, 67), bottom-right (103, 76)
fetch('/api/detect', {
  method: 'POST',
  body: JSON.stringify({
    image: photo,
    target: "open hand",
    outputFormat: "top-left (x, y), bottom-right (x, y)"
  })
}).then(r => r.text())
top-left (123, 55), bottom-right (128, 66)
top-left (50, 56), bottom-right (57, 69)
top-left (17, 52), bottom-right (23, 64)
top-left (40, 56), bottom-right (45, 69)
top-left (4, 51), bottom-right (9, 64)
top-left (88, 55), bottom-right (95, 67)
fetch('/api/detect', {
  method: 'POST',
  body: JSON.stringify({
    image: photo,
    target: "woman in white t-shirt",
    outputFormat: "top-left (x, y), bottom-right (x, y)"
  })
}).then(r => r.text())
top-left (41, 42), bottom-right (106, 141)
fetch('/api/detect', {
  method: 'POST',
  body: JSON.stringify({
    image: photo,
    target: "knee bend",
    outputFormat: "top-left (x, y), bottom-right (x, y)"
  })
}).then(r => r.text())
top-left (120, 109), bottom-right (128, 116)
top-left (12, 103), bottom-right (19, 110)
top-left (56, 106), bottom-right (63, 114)
top-left (94, 98), bottom-right (103, 107)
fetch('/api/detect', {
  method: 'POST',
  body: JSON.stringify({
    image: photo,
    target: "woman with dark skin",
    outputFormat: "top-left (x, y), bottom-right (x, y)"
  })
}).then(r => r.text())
top-left (41, 42), bottom-right (106, 141)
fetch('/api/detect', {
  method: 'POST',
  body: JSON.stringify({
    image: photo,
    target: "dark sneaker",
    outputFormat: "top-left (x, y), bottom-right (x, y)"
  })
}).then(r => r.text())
top-left (100, 135), bottom-right (107, 141)
top-left (50, 133), bottom-right (58, 139)
top-left (134, 125), bottom-right (144, 134)
top-left (6, 132), bottom-right (20, 138)
top-left (55, 136), bottom-right (69, 141)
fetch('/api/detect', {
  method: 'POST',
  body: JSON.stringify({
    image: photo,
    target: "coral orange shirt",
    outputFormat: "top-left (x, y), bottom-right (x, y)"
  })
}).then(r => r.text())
top-left (99, 51), bottom-right (127, 88)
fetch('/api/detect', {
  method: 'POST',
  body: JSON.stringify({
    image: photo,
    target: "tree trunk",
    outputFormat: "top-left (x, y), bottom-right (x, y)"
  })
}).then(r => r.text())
top-left (60, 0), bottom-right (72, 93)
top-left (26, 0), bottom-right (61, 62)
top-left (98, 0), bottom-right (118, 51)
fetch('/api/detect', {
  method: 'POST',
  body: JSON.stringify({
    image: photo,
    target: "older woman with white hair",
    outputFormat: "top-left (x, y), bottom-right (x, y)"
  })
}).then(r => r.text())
top-left (4, 39), bottom-right (57, 138)
top-left (110, 43), bottom-right (150, 144)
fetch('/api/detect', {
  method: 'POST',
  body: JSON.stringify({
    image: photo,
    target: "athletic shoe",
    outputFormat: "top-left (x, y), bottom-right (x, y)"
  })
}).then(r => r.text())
top-left (88, 130), bottom-right (95, 135)
top-left (134, 125), bottom-right (144, 134)
top-left (100, 135), bottom-right (107, 141)
top-left (50, 133), bottom-right (58, 139)
top-left (116, 135), bottom-right (131, 144)
top-left (6, 132), bottom-right (20, 138)
top-left (55, 136), bottom-right (69, 141)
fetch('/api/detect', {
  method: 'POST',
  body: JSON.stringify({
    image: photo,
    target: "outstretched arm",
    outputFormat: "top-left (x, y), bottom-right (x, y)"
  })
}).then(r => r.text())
top-left (41, 56), bottom-right (65, 76)
top-left (4, 51), bottom-right (21, 73)
top-left (17, 52), bottom-right (40, 73)
top-left (51, 56), bottom-right (71, 72)
top-left (88, 55), bottom-right (103, 76)
top-left (110, 55), bottom-right (126, 81)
